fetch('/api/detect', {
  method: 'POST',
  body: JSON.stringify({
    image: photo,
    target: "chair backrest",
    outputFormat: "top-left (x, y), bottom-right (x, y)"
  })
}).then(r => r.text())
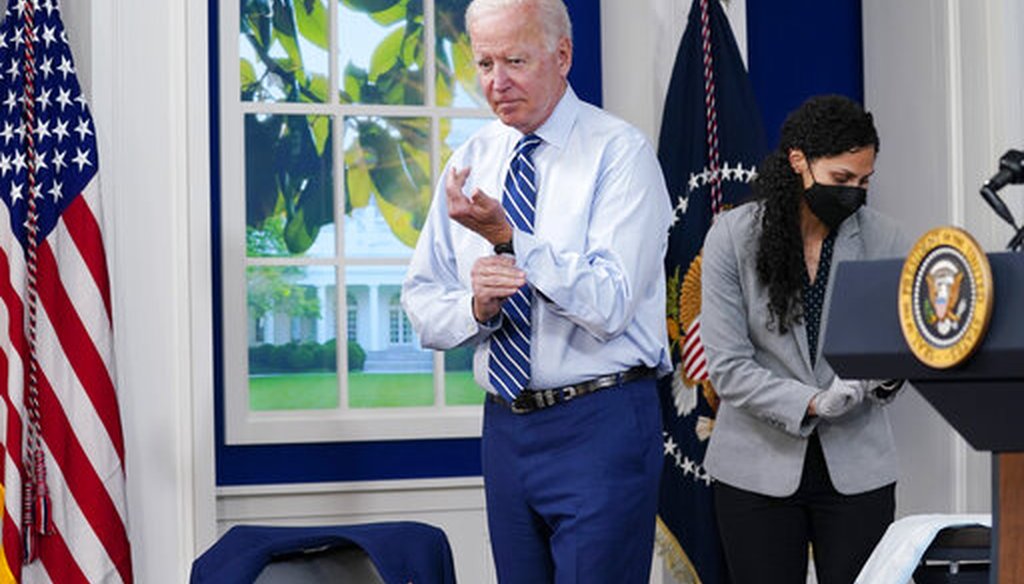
top-left (254, 545), bottom-right (385, 584)
top-left (190, 522), bottom-right (457, 584)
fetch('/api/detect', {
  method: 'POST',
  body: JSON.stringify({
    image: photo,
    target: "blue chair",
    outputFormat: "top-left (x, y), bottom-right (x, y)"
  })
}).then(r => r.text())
top-left (190, 521), bottom-right (457, 584)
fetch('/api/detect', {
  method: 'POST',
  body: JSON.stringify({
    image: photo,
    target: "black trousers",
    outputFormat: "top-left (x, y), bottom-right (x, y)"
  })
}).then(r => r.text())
top-left (713, 433), bottom-right (894, 584)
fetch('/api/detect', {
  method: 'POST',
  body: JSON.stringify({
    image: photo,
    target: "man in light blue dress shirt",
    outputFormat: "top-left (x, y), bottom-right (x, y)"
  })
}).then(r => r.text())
top-left (401, 1), bottom-right (672, 581)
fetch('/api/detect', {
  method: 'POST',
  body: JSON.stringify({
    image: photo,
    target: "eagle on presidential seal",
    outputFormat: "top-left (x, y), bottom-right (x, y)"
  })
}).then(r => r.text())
top-left (666, 252), bottom-right (720, 442)
top-left (924, 258), bottom-right (965, 336)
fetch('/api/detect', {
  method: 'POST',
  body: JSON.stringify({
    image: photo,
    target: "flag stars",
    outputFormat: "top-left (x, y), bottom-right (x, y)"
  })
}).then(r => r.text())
top-left (687, 161), bottom-right (758, 194)
top-left (37, 87), bottom-right (52, 112)
top-left (74, 117), bottom-right (93, 142)
top-left (57, 55), bottom-right (74, 79)
top-left (48, 179), bottom-right (63, 202)
top-left (56, 87), bottom-right (72, 111)
top-left (39, 55), bottom-right (53, 79)
top-left (663, 435), bottom-right (710, 484)
top-left (10, 182), bottom-right (23, 203)
top-left (681, 457), bottom-right (696, 477)
top-left (0, 121), bottom-right (13, 145)
top-left (670, 195), bottom-right (689, 228)
top-left (3, 90), bottom-right (17, 113)
top-left (5, 59), bottom-right (19, 81)
top-left (35, 151), bottom-right (47, 171)
top-left (30, 183), bottom-right (43, 201)
top-left (41, 24), bottom-right (56, 48)
top-left (663, 435), bottom-right (678, 458)
top-left (11, 151), bottom-right (26, 174)
top-left (52, 119), bottom-right (69, 143)
top-left (52, 149), bottom-right (66, 172)
top-left (35, 119), bottom-right (51, 142)
top-left (72, 147), bottom-right (92, 171)
top-left (0, 153), bottom-right (11, 176)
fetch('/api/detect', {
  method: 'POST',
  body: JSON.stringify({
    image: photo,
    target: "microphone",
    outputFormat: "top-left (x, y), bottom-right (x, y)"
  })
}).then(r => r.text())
top-left (980, 149), bottom-right (1024, 228)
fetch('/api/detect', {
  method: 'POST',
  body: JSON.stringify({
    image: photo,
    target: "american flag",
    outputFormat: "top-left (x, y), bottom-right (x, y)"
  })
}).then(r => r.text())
top-left (0, 0), bottom-right (132, 582)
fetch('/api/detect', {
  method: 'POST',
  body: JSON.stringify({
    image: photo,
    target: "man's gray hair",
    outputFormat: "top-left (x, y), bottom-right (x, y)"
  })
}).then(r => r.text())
top-left (465, 0), bottom-right (573, 52)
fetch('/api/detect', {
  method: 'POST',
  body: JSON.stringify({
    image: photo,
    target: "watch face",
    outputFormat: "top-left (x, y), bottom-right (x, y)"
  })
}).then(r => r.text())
top-left (494, 241), bottom-right (514, 255)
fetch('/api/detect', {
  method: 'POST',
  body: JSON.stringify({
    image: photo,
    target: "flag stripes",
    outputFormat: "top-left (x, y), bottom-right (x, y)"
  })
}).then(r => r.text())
top-left (0, 0), bottom-right (132, 581)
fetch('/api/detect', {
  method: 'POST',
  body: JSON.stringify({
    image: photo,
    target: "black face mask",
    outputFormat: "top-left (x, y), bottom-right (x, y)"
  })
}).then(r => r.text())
top-left (803, 182), bottom-right (866, 230)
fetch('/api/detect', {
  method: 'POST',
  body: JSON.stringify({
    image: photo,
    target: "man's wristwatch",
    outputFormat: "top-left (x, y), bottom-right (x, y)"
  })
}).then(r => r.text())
top-left (493, 240), bottom-right (514, 255)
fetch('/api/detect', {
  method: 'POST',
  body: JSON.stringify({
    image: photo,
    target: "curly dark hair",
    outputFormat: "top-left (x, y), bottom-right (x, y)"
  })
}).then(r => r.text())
top-left (752, 94), bottom-right (879, 333)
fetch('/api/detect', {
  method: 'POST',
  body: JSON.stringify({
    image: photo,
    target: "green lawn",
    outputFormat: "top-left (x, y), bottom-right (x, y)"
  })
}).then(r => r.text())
top-left (249, 371), bottom-right (483, 410)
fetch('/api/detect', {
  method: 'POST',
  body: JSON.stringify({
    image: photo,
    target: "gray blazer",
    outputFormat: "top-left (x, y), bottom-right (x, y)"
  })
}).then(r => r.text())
top-left (701, 202), bottom-right (909, 497)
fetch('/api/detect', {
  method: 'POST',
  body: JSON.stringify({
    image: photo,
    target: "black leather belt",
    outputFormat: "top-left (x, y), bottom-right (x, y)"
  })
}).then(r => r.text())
top-left (487, 366), bottom-right (656, 414)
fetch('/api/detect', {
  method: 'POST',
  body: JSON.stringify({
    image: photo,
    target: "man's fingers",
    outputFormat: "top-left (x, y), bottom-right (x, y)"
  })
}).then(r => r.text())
top-left (447, 166), bottom-right (471, 192)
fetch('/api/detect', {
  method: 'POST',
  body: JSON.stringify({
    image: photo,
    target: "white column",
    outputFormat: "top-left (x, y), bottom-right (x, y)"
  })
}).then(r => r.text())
top-left (316, 285), bottom-right (328, 343)
top-left (369, 284), bottom-right (381, 351)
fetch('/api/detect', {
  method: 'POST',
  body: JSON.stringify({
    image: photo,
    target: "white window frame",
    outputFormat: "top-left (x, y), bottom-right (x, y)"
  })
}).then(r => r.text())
top-left (220, 0), bottom-right (492, 444)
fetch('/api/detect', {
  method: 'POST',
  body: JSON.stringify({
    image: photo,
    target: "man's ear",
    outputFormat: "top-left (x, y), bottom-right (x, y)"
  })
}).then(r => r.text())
top-left (557, 36), bottom-right (572, 77)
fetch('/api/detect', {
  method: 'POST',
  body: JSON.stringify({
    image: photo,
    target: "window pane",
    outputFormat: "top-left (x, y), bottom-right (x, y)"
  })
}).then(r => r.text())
top-left (346, 276), bottom-right (434, 408)
top-left (344, 116), bottom-right (430, 257)
top-left (246, 113), bottom-right (335, 258)
top-left (435, 0), bottom-right (486, 108)
top-left (248, 266), bottom-right (338, 411)
top-left (338, 0), bottom-right (425, 105)
top-left (440, 116), bottom-right (491, 169)
top-left (240, 0), bottom-right (330, 103)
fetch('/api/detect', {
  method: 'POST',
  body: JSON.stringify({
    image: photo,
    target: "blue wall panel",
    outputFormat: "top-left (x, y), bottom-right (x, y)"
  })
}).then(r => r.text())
top-left (746, 0), bottom-right (864, 149)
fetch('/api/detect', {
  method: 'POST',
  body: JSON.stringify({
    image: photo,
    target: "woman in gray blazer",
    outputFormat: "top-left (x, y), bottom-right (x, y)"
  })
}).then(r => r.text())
top-left (701, 95), bottom-right (909, 584)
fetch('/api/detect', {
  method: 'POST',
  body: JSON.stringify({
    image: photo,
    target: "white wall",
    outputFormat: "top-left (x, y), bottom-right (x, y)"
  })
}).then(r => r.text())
top-left (864, 0), bottom-right (1024, 516)
top-left (63, 1), bottom-right (215, 582)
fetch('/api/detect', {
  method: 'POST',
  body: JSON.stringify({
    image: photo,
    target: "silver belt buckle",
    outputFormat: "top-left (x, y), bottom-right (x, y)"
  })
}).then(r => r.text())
top-left (562, 385), bottom-right (579, 401)
top-left (511, 400), bottom-right (531, 414)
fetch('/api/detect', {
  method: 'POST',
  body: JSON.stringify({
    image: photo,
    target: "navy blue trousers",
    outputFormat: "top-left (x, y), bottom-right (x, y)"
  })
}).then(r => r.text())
top-left (481, 378), bottom-right (662, 584)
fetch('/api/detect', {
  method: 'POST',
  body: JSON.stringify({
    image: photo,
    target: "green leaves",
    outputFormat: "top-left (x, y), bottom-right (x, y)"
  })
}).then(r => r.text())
top-left (245, 113), bottom-right (334, 256)
top-left (240, 0), bottom-right (485, 256)
top-left (294, 0), bottom-right (329, 50)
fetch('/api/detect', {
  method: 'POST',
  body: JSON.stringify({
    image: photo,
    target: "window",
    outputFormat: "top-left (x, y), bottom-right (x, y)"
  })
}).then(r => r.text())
top-left (221, 0), bottom-right (493, 443)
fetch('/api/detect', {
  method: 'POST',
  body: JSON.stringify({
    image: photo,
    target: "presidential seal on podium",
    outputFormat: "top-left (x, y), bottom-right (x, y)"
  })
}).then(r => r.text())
top-left (898, 226), bottom-right (994, 369)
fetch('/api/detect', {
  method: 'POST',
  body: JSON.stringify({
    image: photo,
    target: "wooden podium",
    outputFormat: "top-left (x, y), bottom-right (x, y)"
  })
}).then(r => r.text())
top-left (822, 252), bottom-right (1024, 583)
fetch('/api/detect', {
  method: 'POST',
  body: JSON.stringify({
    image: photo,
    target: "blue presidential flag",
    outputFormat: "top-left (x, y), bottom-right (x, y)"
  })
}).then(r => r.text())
top-left (655, 0), bottom-right (765, 582)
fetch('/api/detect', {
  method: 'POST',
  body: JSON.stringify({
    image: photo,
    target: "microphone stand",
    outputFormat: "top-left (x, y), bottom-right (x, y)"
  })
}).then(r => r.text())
top-left (978, 184), bottom-right (1022, 252)
top-left (1008, 224), bottom-right (1024, 252)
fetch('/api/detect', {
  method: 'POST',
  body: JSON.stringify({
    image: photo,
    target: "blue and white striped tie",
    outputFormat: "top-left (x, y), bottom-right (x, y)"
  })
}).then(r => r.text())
top-left (488, 134), bottom-right (542, 400)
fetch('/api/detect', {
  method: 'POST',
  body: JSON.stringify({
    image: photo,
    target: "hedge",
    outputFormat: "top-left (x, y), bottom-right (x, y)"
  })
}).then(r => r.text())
top-left (249, 339), bottom-right (365, 373)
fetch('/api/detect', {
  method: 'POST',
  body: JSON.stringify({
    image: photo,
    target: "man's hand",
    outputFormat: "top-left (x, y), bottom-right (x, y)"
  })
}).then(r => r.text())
top-left (471, 255), bottom-right (526, 322)
top-left (447, 166), bottom-right (514, 245)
